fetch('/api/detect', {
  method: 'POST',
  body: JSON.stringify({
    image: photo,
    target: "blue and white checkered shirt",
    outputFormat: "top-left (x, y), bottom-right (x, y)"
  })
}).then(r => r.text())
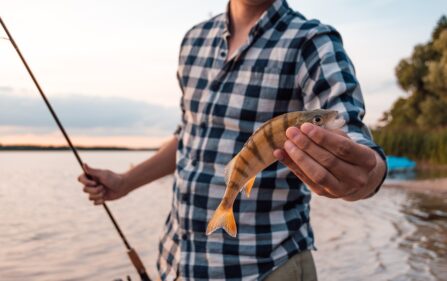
top-left (157, 0), bottom-right (385, 280)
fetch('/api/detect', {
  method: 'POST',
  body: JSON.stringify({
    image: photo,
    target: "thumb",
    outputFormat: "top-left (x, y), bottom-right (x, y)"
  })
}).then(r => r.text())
top-left (332, 129), bottom-right (349, 138)
top-left (83, 163), bottom-right (104, 181)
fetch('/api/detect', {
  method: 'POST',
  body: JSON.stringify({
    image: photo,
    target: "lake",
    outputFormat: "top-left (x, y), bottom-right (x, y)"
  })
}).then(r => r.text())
top-left (0, 152), bottom-right (446, 280)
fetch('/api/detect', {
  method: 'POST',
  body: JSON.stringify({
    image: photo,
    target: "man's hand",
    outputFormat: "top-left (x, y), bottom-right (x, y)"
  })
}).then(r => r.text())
top-left (77, 164), bottom-right (130, 205)
top-left (273, 123), bottom-right (386, 201)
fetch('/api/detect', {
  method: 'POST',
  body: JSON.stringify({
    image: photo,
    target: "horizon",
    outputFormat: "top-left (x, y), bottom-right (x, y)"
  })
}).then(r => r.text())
top-left (1, 0), bottom-right (446, 147)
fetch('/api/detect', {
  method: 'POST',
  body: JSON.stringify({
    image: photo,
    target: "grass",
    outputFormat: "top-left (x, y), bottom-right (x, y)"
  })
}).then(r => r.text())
top-left (372, 127), bottom-right (447, 165)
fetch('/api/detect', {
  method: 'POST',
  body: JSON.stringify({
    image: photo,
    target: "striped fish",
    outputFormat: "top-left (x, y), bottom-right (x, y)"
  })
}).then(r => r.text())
top-left (206, 109), bottom-right (345, 237)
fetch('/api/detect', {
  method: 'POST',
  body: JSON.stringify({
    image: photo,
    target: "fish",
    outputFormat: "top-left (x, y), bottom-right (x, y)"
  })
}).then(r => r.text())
top-left (206, 109), bottom-right (345, 237)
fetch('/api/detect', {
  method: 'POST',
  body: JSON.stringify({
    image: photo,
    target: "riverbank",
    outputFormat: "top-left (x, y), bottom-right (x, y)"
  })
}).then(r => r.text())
top-left (383, 177), bottom-right (447, 195)
top-left (0, 145), bottom-right (157, 151)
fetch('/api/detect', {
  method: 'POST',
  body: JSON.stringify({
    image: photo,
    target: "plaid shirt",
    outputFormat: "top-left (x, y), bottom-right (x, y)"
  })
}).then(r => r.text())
top-left (157, 0), bottom-right (385, 280)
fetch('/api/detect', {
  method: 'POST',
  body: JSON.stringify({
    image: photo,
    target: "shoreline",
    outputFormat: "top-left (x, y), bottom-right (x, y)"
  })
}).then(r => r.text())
top-left (0, 145), bottom-right (158, 151)
top-left (383, 177), bottom-right (447, 195)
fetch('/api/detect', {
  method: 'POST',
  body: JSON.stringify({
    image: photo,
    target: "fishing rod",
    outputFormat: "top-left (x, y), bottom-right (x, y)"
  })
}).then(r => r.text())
top-left (0, 16), bottom-right (151, 281)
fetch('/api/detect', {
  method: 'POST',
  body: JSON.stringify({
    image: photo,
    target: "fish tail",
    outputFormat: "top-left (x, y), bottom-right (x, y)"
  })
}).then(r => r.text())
top-left (206, 204), bottom-right (237, 237)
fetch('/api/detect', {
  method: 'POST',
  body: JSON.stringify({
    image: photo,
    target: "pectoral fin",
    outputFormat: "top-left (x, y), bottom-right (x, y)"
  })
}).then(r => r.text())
top-left (243, 176), bottom-right (256, 198)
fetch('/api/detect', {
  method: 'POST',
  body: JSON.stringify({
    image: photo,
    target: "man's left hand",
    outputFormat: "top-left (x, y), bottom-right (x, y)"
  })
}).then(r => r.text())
top-left (273, 123), bottom-right (386, 201)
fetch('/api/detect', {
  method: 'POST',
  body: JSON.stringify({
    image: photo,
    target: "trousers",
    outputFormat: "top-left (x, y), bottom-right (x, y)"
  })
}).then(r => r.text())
top-left (264, 250), bottom-right (318, 281)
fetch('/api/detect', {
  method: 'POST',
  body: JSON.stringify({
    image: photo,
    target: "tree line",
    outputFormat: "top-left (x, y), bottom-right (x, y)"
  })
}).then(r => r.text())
top-left (373, 15), bottom-right (447, 165)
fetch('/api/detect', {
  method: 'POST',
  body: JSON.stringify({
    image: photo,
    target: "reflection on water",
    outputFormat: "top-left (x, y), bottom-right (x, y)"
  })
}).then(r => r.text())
top-left (312, 187), bottom-right (447, 281)
top-left (399, 192), bottom-right (447, 280)
top-left (0, 152), bottom-right (446, 281)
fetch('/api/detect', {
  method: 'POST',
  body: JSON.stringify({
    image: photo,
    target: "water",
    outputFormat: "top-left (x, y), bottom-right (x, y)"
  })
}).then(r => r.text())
top-left (0, 152), bottom-right (446, 281)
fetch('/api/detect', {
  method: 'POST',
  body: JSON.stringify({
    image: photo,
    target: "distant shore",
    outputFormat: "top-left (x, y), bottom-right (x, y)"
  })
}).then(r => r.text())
top-left (0, 145), bottom-right (158, 151)
top-left (383, 177), bottom-right (447, 195)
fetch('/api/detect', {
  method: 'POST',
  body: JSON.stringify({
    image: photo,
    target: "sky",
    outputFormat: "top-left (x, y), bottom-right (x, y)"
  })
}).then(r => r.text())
top-left (0, 0), bottom-right (446, 147)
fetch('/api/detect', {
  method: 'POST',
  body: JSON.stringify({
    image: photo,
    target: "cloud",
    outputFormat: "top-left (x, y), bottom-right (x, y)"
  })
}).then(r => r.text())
top-left (0, 89), bottom-right (180, 137)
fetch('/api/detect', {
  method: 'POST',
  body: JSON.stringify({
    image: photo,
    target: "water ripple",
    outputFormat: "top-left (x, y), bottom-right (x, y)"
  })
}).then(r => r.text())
top-left (1, 152), bottom-right (446, 280)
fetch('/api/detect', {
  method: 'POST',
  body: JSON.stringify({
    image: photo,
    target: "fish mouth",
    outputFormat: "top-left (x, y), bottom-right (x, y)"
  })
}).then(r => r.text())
top-left (325, 111), bottom-right (345, 130)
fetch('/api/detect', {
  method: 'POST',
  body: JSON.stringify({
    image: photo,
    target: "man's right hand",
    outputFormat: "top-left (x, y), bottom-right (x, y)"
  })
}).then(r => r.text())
top-left (77, 163), bottom-right (130, 205)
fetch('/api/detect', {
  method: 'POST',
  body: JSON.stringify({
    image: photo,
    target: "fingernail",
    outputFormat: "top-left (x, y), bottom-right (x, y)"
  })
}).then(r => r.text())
top-left (300, 123), bottom-right (314, 134)
top-left (286, 127), bottom-right (299, 139)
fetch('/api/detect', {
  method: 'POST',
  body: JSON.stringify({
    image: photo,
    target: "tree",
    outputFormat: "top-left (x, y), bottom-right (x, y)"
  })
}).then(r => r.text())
top-left (425, 30), bottom-right (447, 97)
top-left (383, 15), bottom-right (447, 129)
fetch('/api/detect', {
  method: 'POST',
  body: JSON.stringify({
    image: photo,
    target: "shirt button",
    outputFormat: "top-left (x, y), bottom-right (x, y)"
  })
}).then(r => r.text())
top-left (220, 51), bottom-right (226, 58)
top-left (181, 233), bottom-right (188, 240)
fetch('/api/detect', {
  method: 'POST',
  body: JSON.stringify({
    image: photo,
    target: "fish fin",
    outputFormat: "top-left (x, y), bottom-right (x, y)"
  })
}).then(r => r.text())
top-left (224, 157), bottom-right (236, 186)
top-left (206, 204), bottom-right (237, 237)
top-left (243, 176), bottom-right (256, 198)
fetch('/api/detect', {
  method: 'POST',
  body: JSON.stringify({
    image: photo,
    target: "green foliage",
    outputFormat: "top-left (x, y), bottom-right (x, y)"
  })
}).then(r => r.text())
top-left (372, 128), bottom-right (447, 165)
top-left (432, 15), bottom-right (447, 40)
top-left (425, 30), bottom-right (447, 95)
top-left (383, 15), bottom-right (447, 129)
top-left (377, 16), bottom-right (447, 164)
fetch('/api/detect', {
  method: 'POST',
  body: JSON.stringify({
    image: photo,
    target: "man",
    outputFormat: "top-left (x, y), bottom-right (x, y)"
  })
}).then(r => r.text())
top-left (78, 0), bottom-right (387, 280)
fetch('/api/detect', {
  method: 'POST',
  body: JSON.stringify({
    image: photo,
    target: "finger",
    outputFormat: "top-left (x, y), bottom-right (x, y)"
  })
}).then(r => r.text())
top-left (78, 174), bottom-right (98, 186)
top-left (333, 129), bottom-right (349, 138)
top-left (300, 123), bottom-right (376, 168)
top-left (93, 200), bottom-right (104, 205)
top-left (83, 185), bottom-right (104, 195)
top-left (274, 149), bottom-right (338, 198)
top-left (89, 190), bottom-right (105, 201)
top-left (83, 163), bottom-right (105, 181)
top-left (275, 149), bottom-right (315, 185)
top-left (341, 187), bottom-right (369, 201)
top-left (286, 127), bottom-right (356, 181)
top-left (283, 140), bottom-right (350, 197)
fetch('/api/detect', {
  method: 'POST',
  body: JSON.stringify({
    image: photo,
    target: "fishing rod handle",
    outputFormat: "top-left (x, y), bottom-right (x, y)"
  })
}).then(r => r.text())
top-left (128, 248), bottom-right (151, 281)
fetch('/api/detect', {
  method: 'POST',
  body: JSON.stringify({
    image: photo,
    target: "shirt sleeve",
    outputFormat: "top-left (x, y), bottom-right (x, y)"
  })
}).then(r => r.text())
top-left (297, 25), bottom-right (387, 192)
top-left (173, 29), bottom-right (193, 140)
top-left (173, 72), bottom-right (186, 139)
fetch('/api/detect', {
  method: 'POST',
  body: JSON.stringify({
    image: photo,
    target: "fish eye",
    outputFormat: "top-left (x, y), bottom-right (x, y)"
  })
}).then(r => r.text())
top-left (312, 115), bottom-right (322, 125)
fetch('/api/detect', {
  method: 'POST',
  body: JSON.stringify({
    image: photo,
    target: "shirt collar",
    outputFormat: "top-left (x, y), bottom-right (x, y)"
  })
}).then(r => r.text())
top-left (222, 0), bottom-right (290, 38)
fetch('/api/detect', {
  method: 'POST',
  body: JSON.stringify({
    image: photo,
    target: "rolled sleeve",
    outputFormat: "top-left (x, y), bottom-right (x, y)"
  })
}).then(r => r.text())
top-left (298, 26), bottom-right (386, 161)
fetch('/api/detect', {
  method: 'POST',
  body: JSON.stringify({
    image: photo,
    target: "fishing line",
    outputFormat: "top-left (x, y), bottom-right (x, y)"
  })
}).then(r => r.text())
top-left (0, 16), bottom-right (151, 281)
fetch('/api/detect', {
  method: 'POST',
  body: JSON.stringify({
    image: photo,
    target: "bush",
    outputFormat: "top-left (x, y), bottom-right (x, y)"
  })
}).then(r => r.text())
top-left (372, 127), bottom-right (447, 165)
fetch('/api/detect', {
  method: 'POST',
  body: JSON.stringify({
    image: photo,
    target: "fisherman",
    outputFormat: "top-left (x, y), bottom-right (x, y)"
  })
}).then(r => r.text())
top-left (78, 0), bottom-right (387, 280)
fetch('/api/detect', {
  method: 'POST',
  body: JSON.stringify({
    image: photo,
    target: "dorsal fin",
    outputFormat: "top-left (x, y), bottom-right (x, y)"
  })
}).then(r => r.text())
top-left (224, 157), bottom-right (236, 185)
